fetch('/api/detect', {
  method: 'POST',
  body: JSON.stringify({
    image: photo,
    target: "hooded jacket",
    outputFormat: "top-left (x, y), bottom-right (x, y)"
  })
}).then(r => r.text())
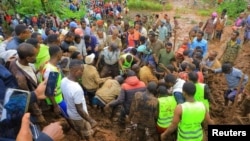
top-left (109, 76), bottom-right (146, 113)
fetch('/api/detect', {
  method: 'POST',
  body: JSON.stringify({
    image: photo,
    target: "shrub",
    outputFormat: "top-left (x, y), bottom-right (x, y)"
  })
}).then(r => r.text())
top-left (2, 0), bottom-right (85, 20)
top-left (217, 0), bottom-right (247, 19)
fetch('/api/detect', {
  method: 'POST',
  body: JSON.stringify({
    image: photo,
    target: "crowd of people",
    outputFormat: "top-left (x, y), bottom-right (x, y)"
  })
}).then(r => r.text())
top-left (0, 0), bottom-right (250, 141)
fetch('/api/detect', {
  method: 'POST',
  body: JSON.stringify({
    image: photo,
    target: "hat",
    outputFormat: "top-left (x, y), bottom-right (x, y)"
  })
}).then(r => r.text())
top-left (74, 28), bottom-right (83, 37)
top-left (212, 12), bottom-right (217, 17)
top-left (137, 45), bottom-right (150, 55)
top-left (148, 31), bottom-right (158, 37)
top-left (69, 21), bottom-right (78, 28)
top-left (85, 53), bottom-right (95, 64)
top-left (96, 20), bottom-right (104, 26)
top-left (61, 29), bottom-right (68, 36)
top-left (69, 46), bottom-right (77, 52)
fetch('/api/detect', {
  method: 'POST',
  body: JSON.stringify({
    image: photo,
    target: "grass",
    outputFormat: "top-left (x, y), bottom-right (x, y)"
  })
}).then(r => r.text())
top-left (197, 9), bottom-right (214, 17)
top-left (127, 0), bottom-right (173, 11)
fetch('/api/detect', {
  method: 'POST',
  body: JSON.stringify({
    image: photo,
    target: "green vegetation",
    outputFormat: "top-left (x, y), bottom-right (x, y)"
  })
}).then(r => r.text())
top-left (217, 0), bottom-right (247, 19)
top-left (197, 9), bottom-right (214, 17)
top-left (127, 0), bottom-right (173, 11)
top-left (0, 0), bottom-right (85, 20)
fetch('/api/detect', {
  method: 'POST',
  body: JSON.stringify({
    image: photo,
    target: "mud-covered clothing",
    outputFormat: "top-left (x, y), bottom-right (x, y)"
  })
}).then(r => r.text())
top-left (148, 39), bottom-right (164, 59)
top-left (139, 66), bottom-right (158, 86)
top-left (129, 91), bottom-right (159, 141)
top-left (96, 79), bottom-right (121, 103)
top-left (82, 64), bottom-right (109, 91)
top-left (220, 39), bottom-right (241, 64)
top-left (109, 76), bottom-right (146, 114)
top-left (8, 60), bottom-right (45, 125)
top-left (214, 67), bottom-right (248, 90)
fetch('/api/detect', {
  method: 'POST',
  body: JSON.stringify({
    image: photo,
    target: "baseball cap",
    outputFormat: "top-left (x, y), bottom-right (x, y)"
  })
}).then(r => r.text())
top-left (69, 21), bottom-right (78, 28)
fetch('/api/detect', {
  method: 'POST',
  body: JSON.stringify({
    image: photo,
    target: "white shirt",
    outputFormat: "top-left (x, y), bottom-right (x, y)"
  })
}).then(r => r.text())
top-left (74, 39), bottom-right (87, 56)
top-left (61, 77), bottom-right (88, 120)
top-left (172, 78), bottom-right (185, 93)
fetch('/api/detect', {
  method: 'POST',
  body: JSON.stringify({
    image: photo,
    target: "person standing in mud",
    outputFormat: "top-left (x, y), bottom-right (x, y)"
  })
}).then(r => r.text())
top-left (61, 59), bottom-right (97, 141)
top-left (128, 81), bottom-right (159, 141)
top-left (219, 30), bottom-right (241, 65)
top-left (105, 70), bottom-right (146, 129)
top-left (202, 12), bottom-right (217, 41)
top-left (161, 82), bottom-right (214, 141)
top-left (187, 71), bottom-right (213, 111)
top-left (156, 86), bottom-right (177, 141)
top-left (210, 62), bottom-right (249, 106)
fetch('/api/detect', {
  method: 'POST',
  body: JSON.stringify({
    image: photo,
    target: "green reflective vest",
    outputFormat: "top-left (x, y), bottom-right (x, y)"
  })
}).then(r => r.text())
top-left (121, 53), bottom-right (133, 69)
top-left (194, 83), bottom-right (209, 111)
top-left (157, 96), bottom-right (177, 128)
top-left (178, 102), bottom-right (206, 141)
top-left (42, 63), bottom-right (63, 105)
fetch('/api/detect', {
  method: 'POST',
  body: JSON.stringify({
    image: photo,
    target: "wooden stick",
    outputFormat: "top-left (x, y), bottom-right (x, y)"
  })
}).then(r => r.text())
top-left (173, 29), bottom-right (177, 52)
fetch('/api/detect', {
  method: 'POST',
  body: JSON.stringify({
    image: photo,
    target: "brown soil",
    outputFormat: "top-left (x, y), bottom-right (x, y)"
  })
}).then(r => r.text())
top-left (56, 1), bottom-right (250, 141)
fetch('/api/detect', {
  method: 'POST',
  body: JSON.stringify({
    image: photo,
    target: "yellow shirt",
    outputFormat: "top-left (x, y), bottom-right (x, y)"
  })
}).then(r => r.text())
top-left (96, 79), bottom-right (121, 103)
top-left (139, 66), bottom-right (158, 85)
top-left (82, 64), bottom-right (109, 90)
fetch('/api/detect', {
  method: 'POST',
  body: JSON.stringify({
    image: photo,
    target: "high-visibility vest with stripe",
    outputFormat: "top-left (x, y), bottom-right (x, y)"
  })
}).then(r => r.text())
top-left (178, 102), bottom-right (206, 141)
top-left (42, 63), bottom-right (63, 105)
top-left (121, 53), bottom-right (133, 69)
top-left (194, 83), bottom-right (209, 110)
top-left (157, 96), bottom-right (177, 128)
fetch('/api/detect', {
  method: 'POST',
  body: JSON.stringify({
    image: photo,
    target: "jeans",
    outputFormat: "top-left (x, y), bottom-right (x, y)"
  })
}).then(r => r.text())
top-left (92, 96), bottom-right (106, 107)
top-left (58, 100), bottom-right (69, 118)
top-left (86, 90), bottom-right (96, 106)
top-left (225, 88), bottom-right (243, 102)
top-left (173, 92), bottom-right (185, 104)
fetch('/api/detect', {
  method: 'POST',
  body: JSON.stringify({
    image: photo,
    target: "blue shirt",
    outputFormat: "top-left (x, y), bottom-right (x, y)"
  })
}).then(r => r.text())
top-left (85, 35), bottom-right (99, 56)
top-left (191, 37), bottom-right (208, 57)
top-left (83, 26), bottom-right (92, 36)
top-left (158, 26), bottom-right (168, 42)
top-left (6, 37), bottom-right (24, 50)
top-left (214, 67), bottom-right (249, 89)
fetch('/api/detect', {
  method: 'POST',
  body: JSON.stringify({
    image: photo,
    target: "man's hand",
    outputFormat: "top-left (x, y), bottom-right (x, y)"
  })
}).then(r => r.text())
top-left (104, 104), bottom-right (111, 114)
top-left (16, 113), bottom-right (33, 141)
top-left (94, 47), bottom-right (99, 52)
top-left (42, 122), bottom-right (64, 141)
top-left (53, 105), bottom-right (61, 115)
top-left (34, 79), bottom-right (48, 100)
top-left (161, 133), bottom-right (167, 141)
top-left (87, 46), bottom-right (92, 51)
top-left (89, 119), bottom-right (98, 128)
top-left (104, 104), bottom-right (110, 111)
top-left (207, 68), bottom-right (214, 73)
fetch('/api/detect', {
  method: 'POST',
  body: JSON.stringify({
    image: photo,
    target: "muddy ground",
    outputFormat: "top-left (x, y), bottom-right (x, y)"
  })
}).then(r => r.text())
top-left (54, 1), bottom-right (250, 141)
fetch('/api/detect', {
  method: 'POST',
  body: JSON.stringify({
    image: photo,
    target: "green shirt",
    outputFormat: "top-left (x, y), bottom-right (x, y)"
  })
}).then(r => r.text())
top-left (158, 49), bottom-right (174, 71)
top-left (35, 44), bottom-right (50, 70)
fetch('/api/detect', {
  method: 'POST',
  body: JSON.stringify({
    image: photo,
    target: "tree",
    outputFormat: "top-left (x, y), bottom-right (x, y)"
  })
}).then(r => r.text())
top-left (0, 0), bottom-right (85, 20)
